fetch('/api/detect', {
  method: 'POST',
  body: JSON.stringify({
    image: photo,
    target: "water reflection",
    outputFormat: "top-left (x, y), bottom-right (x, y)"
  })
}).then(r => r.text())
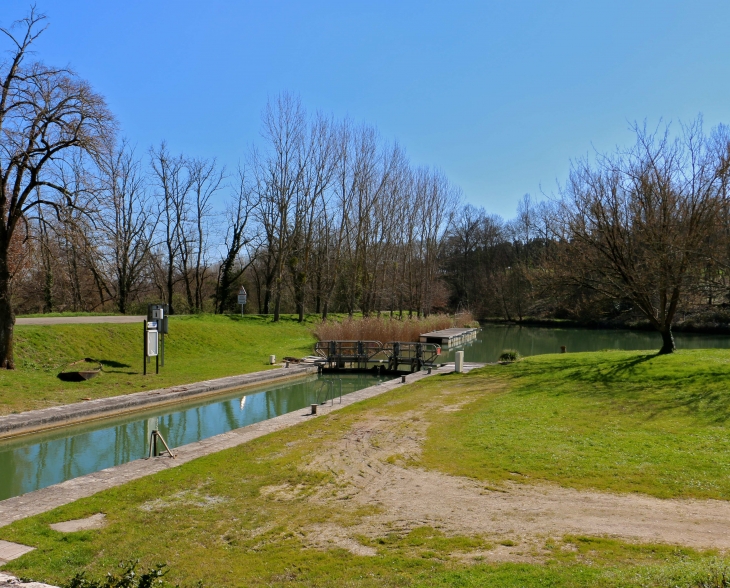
top-left (441, 325), bottom-right (730, 364)
top-left (0, 372), bottom-right (388, 501)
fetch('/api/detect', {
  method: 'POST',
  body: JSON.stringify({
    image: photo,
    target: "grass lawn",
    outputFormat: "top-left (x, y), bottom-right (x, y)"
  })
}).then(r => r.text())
top-left (0, 314), bottom-right (319, 415)
top-left (422, 349), bottom-right (730, 500)
top-left (1, 349), bottom-right (729, 586)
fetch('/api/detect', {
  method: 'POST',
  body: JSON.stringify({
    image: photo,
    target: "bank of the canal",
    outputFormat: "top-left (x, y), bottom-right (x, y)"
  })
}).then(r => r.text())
top-left (441, 324), bottom-right (730, 364)
top-left (0, 362), bottom-right (482, 527)
top-left (0, 369), bottom-right (393, 501)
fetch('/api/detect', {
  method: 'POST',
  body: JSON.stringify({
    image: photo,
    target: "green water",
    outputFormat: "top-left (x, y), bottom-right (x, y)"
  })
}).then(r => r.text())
top-left (0, 372), bottom-right (389, 501)
top-left (3, 325), bottom-right (728, 502)
top-left (441, 324), bottom-right (730, 363)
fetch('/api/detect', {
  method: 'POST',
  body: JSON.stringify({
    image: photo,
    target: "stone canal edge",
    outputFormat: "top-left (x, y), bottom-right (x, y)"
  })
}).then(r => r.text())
top-left (0, 364), bottom-right (320, 439)
top-left (0, 362), bottom-right (483, 528)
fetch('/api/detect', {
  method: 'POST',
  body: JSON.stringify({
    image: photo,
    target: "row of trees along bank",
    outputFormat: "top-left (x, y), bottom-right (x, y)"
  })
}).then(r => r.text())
top-left (445, 120), bottom-right (730, 354)
top-left (0, 10), bottom-right (459, 368)
top-left (3, 9), bottom-right (730, 368)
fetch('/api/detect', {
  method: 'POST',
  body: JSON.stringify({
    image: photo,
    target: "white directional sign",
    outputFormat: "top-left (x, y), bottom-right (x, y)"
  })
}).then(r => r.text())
top-left (237, 286), bottom-right (247, 305)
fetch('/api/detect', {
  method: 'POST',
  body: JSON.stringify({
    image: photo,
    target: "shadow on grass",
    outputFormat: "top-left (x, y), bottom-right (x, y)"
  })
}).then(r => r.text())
top-left (99, 359), bottom-right (131, 369)
top-left (513, 352), bottom-right (730, 423)
top-left (219, 313), bottom-right (328, 329)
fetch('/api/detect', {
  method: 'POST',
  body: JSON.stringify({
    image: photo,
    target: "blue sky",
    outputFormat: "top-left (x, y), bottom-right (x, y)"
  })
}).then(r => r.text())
top-left (3, 0), bottom-right (730, 218)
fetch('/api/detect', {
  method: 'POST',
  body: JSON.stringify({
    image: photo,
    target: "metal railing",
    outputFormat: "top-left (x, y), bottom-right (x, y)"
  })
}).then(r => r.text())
top-left (383, 341), bottom-right (441, 373)
top-left (314, 340), bottom-right (441, 373)
top-left (314, 340), bottom-right (385, 369)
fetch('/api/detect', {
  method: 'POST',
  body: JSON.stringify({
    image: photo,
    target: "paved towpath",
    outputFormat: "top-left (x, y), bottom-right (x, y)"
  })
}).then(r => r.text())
top-left (16, 316), bottom-right (145, 326)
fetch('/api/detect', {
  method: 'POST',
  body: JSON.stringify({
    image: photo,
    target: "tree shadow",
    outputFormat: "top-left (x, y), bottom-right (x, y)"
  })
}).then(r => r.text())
top-left (221, 314), bottom-right (269, 322)
top-left (98, 359), bottom-right (131, 369)
top-left (517, 352), bottom-right (730, 424)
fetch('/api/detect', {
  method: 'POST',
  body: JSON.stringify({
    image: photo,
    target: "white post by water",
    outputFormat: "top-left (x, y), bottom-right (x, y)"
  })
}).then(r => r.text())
top-left (455, 351), bottom-right (464, 373)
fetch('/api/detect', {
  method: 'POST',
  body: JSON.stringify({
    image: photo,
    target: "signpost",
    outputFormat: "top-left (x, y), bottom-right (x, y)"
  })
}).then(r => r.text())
top-left (143, 319), bottom-right (159, 375)
top-left (238, 286), bottom-right (247, 316)
top-left (144, 304), bottom-right (168, 375)
top-left (147, 304), bottom-right (168, 366)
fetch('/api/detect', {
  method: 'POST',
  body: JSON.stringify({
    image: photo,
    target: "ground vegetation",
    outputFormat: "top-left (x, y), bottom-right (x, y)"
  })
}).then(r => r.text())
top-left (0, 314), bottom-right (317, 415)
top-left (1, 350), bottom-right (730, 586)
top-left (313, 312), bottom-right (475, 343)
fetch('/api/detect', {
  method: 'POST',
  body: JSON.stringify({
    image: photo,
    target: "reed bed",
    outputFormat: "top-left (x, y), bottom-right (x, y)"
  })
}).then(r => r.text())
top-left (314, 312), bottom-right (475, 343)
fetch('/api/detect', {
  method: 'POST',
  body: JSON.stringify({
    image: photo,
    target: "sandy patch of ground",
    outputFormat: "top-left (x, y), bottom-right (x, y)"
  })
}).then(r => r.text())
top-left (139, 490), bottom-right (226, 512)
top-left (49, 513), bottom-right (106, 533)
top-left (280, 401), bottom-right (730, 560)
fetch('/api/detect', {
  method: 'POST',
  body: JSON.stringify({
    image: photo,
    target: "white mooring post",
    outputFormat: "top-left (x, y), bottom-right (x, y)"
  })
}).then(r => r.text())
top-left (455, 351), bottom-right (464, 373)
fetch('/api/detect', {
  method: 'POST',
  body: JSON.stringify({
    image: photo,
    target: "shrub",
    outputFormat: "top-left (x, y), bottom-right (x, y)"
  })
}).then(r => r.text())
top-left (314, 312), bottom-right (475, 343)
top-left (498, 349), bottom-right (520, 362)
top-left (695, 568), bottom-right (730, 588)
top-left (63, 561), bottom-right (173, 588)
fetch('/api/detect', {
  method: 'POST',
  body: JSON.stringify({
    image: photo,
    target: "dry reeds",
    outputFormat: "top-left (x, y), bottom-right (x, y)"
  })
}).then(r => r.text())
top-left (314, 312), bottom-right (475, 343)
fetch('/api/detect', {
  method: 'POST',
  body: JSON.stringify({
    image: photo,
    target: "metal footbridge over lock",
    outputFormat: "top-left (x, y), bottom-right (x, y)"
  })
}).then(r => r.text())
top-left (313, 340), bottom-right (442, 374)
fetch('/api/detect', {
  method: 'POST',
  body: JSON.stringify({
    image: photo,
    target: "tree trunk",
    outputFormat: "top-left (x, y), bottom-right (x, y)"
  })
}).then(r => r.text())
top-left (659, 327), bottom-right (675, 354)
top-left (166, 263), bottom-right (175, 315)
top-left (0, 264), bottom-right (15, 369)
top-left (273, 291), bottom-right (281, 322)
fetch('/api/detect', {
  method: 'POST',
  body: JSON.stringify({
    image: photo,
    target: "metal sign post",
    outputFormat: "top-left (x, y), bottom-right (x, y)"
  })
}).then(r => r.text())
top-left (147, 304), bottom-right (168, 367)
top-left (238, 286), bottom-right (247, 316)
top-left (144, 319), bottom-right (159, 375)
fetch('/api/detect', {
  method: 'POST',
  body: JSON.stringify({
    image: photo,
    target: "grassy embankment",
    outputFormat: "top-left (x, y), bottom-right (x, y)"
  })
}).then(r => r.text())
top-left (0, 314), bottom-right (318, 415)
top-left (1, 349), bottom-right (729, 586)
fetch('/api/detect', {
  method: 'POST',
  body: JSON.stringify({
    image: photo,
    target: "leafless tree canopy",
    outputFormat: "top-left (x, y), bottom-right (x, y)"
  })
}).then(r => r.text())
top-left (558, 121), bottom-right (730, 352)
top-left (0, 8), bottom-right (114, 367)
top-left (6, 9), bottom-right (730, 362)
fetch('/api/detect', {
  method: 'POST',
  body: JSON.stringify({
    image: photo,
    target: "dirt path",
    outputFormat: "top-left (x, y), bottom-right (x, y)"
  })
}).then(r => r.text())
top-left (264, 400), bottom-right (730, 560)
top-left (16, 316), bottom-right (144, 325)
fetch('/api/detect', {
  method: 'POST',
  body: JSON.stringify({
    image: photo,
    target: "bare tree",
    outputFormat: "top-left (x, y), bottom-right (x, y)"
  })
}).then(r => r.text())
top-left (188, 157), bottom-right (223, 312)
top-left (561, 119), bottom-right (729, 353)
top-left (215, 167), bottom-right (257, 313)
top-left (287, 113), bottom-right (335, 322)
top-left (253, 92), bottom-right (307, 320)
top-left (150, 142), bottom-right (192, 314)
top-left (0, 8), bottom-right (114, 367)
top-left (96, 141), bottom-right (155, 313)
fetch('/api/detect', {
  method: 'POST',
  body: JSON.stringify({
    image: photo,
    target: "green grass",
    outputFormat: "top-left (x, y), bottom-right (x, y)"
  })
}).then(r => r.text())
top-left (421, 349), bottom-right (730, 499)
top-left (1, 350), bottom-right (730, 586)
top-left (0, 314), bottom-right (318, 415)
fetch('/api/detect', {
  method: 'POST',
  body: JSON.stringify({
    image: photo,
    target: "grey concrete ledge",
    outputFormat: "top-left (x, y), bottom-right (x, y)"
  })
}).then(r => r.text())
top-left (0, 571), bottom-right (56, 587)
top-left (0, 365), bottom-right (318, 439)
top-left (0, 362), bottom-right (484, 528)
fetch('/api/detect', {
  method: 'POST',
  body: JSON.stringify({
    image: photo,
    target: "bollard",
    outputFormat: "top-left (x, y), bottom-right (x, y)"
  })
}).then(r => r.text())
top-left (311, 403), bottom-right (317, 415)
top-left (401, 375), bottom-right (406, 383)
top-left (427, 367), bottom-right (432, 374)
top-left (560, 346), bottom-right (566, 353)
top-left (455, 351), bottom-right (464, 373)
top-left (270, 354), bottom-right (276, 365)
top-left (285, 361), bottom-right (289, 368)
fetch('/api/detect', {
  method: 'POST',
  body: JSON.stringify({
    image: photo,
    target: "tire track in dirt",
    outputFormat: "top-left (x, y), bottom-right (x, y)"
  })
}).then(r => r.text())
top-left (263, 403), bottom-right (730, 558)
